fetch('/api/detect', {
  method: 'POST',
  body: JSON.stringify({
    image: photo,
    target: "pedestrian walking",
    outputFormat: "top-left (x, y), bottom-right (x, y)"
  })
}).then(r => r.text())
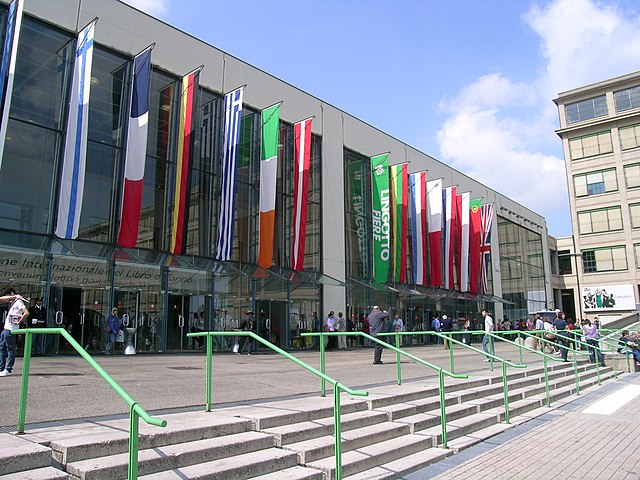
top-left (369, 306), bottom-right (389, 364)
top-left (481, 309), bottom-right (494, 361)
top-left (0, 288), bottom-right (29, 376)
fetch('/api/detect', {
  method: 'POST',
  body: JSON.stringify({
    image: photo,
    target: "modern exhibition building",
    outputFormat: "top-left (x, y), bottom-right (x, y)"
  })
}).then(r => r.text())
top-left (0, 0), bottom-right (552, 353)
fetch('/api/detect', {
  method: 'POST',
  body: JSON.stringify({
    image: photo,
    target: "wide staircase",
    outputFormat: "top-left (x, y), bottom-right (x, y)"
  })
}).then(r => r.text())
top-left (0, 360), bottom-right (618, 480)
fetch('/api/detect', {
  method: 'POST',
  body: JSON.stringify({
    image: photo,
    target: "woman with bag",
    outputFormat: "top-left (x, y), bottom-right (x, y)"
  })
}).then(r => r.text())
top-left (104, 307), bottom-right (120, 355)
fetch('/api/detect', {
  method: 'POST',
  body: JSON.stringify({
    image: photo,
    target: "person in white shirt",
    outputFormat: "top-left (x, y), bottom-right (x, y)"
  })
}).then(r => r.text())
top-left (482, 309), bottom-right (494, 361)
top-left (0, 288), bottom-right (29, 376)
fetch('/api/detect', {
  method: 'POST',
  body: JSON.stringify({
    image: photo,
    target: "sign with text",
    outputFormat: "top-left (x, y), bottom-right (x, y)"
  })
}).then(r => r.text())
top-left (582, 284), bottom-right (636, 312)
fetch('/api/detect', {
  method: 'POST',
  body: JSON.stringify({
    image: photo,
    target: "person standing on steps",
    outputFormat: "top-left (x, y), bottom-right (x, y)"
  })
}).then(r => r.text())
top-left (481, 309), bottom-right (494, 361)
top-left (369, 306), bottom-right (389, 364)
top-left (0, 288), bottom-right (29, 376)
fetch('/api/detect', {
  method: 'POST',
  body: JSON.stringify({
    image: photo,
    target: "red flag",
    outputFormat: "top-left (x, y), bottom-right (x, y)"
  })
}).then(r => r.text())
top-left (469, 198), bottom-right (482, 294)
top-left (291, 117), bottom-right (313, 270)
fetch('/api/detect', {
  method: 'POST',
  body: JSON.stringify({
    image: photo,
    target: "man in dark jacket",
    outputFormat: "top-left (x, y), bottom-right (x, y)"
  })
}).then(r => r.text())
top-left (369, 306), bottom-right (389, 364)
top-left (441, 314), bottom-right (453, 349)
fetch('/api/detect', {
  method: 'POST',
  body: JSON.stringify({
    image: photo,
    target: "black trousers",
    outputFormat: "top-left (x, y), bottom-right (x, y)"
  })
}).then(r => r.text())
top-left (373, 340), bottom-right (383, 363)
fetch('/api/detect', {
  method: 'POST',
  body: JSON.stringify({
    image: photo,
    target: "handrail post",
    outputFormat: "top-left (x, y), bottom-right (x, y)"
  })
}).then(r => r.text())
top-left (543, 354), bottom-right (550, 407)
top-left (205, 332), bottom-right (213, 411)
top-left (448, 333), bottom-right (454, 374)
top-left (439, 369), bottom-right (447, 449)
top-left (573, 349), bottom-right (580, 395)
top-left (502, 361), bottom-right (510, 424)
top-left (128, 404), bottom-right (140, 480)
top-left (395, 332), bottom-right (402, 386)
top-left (334, 382), bottom-right (343, 480)
top-left (517, 332), bottom-right (523, 365)
top-left (320, 333), bottom-right (326, 397)
top-left (17, 330), bottom-right (33, 434)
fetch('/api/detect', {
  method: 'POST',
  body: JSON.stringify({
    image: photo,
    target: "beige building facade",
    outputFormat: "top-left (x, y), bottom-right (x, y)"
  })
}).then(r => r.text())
top-left (554, 71), bottom-right (640, 324)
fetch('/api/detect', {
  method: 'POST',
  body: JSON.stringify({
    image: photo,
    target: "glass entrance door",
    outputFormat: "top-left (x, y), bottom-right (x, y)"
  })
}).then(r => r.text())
top-left (166, 266), bottom-right (209, 352)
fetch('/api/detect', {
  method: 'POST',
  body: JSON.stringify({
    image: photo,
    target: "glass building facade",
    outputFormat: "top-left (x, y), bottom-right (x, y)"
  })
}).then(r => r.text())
top-left (0, 1), bottom-right (551, 354)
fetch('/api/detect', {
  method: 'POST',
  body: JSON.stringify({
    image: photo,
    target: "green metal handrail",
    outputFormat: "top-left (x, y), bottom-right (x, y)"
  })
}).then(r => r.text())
top-left (188, 331), bottom-right (368, 480)
top-left (302, 331), bottom-right (467, 449)
top-left (415, 330), bottom-right (526, 424)
top-left (12, 328), bottom-right (166, 480)
top-left (486, 331), bottom-right (563, 407)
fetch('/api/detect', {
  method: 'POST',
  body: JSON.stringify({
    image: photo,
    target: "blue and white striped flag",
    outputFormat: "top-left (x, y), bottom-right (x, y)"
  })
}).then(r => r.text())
top-left (215, 86), bottom-right (244, 261)
top-left (0, 0), bottom-right (23, 170)
top-left (55, 19), bottom-right (97, 239)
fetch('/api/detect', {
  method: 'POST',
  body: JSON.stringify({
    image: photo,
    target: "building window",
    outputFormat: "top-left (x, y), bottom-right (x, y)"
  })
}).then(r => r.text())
top-left (565, 95), bottom-right (608, 124)
top-left (624, 163), bottom-right (640, 189)
top-left (614, 86), bottom-right (640, 112)
top-left (635, 244), bottom-right (640, 269)
top-left (582, 246), bottom-right (627, 273)
top-left (557, 250), bottom-right (573, 275)
top-left (577, 206), bottom-right (623, 234)
top-left (630, 203), bottom-right (640, 229)
top-left (573, 168), bottom-right (617, 197)
top-left (619, 124), bottom-right (640, 150)
top-left (568, 131), bottom-right (613, 160)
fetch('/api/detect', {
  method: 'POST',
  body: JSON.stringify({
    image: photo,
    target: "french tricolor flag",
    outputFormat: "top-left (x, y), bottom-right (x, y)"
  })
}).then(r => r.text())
top-left (117, 46), bottom-right (153, 248)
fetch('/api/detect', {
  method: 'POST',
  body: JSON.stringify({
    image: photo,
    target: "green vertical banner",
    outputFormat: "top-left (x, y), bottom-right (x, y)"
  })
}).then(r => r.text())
top-left (348, 160), bottom-right (368, 277)
top-left (371, 153), bottom-right (391, 283)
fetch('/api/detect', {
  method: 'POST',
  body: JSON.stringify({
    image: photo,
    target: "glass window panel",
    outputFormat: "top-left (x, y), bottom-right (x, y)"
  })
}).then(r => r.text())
top-left (77, 142), bottom-right (119, 242)
top-left (626, 164), bottom-right (640, 189)
top-left (612, 247), bottom-right (627, 270)
top-left (582, 135), bottom-right (599, 157)
top-left (585, 172), bottom-right (603, 185)
top-left (595, 248), bottom-right (613, 271)
top-left (569, 138), bottom-right (583, 159)
top-left (574, 175), bottom-right (588, 197)
top-left (565, 96), bottom-right (608, 124)
top-left (87, 47), bottom-right (129, 146)
top-left (598, 132), bottom-right (613, 154)
top-left (578, 212), bottom-right (592, 234)
top-left (10, 18), bottom-right (73, 130)
top-left (603, 169), bottom-right (617, 191)
top-left (0, 120), bottom-right (58, 233)
top-left (615, 86), bottom-right (640, 112)
top-left (635, 244), bottom-right (640, 269)
top-left (608, 207), bottom-right (622, 230)
top-left (582, 250), bottom-right (596, 273)
top-left (620, 125), bottom-right (637, 150)
top-left (631, 204), bottom-right (640, 228)
top-left (590, 210), bottom-right (607, 233)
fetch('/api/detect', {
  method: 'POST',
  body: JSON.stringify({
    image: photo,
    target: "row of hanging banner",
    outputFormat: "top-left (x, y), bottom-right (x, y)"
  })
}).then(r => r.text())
top-left (0, 1), bottom-right (495, 293)
top-left (353, 155), bottom-right (494, 295)
top-left (0, 1), bottom-right (312, 271)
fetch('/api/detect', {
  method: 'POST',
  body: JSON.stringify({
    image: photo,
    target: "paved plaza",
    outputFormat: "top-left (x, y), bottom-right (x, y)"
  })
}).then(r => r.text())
top-left (0, 342), bottom-right (636, 479)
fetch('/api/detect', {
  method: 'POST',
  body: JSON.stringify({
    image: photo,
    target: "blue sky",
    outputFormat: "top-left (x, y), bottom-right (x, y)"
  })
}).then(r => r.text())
top-left (124, 0), bottom-right (640, 237)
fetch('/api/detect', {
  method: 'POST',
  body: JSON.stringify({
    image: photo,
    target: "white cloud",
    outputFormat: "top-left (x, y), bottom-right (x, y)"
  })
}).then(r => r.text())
top-left (436, 0), bottom-right (640, 235)
top-left (121, 0), bottom-right (169, 18)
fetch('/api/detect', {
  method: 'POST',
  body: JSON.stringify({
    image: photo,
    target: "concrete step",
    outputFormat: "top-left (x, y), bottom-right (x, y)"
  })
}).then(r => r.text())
top-left (285, 422), bottom-right (411, 463)
top-left (445, 421), bottom-right (513, 452)
top-left (0, 433), bottom-right (52, 475)
top-left (416, 412), bottom-right (498, 446)
top-left (250, 466), bottom-right (325, 480)
top-left (372, 394), bottom-right (459, 421)
top-left (306, 434), bottom-right (432, 480)
top-left (394, 403), bottom-right (479, 433)
top-left (262, 409), bottom-right (388, 446)
top-left (66, 431), bottom-right (275, 480)
top-left (47, 411), bottom-right (252, 465)
top-left (343, 446), bottom-right (453, 480)
top-left (0, 467), bottom-right (69, 479)
top-left (137, 447), bottom-right (299, 480)
top-left (363, 385), bottom-right (440, 409)
top-left (485, 396), bottom-right (545, 422)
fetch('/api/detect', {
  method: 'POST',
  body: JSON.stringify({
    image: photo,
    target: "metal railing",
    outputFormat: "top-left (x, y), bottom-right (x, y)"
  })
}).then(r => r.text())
top-left (187, 331), bottom-right (368, 480)
top-left (12, 327), bottom-right (166, 480)
top-left (301, 331), bottom-right (467, 448)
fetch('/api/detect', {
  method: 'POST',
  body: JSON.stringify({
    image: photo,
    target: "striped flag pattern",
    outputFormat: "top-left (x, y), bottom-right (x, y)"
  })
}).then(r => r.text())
top-left (468, 198), bottom-right (482, 294)
top-left (0, 0), bottom-right (23, 169)
top-left (169, 67), bottom-right (200, 255)
top-left (426, 179), bottom-right (443, 287)
top-left (117, 45), bottom-right (153, 248)
top-left (291, 117), bottom-right (312, 271)
top-left (55, 19), bottom-right (96, 239)
top-left (391, 163), bottom-right (408, 283)
top-left (480, 203), bottom-right (495, 294)
top-left (257, 103), bottom-right (281, 269)
top-left (409, 172), bottom-right (428, 285)
top-left (459, 192), bottom-right (470, 292)
top-left (215, 87), bottom-right (244, 261)
top-left (443, 186), bottom-right (456, 290)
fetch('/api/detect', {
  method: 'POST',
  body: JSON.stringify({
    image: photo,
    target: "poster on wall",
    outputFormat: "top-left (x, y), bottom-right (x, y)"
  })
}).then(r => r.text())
top-left (582, 284), bottom-right (636, 311)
